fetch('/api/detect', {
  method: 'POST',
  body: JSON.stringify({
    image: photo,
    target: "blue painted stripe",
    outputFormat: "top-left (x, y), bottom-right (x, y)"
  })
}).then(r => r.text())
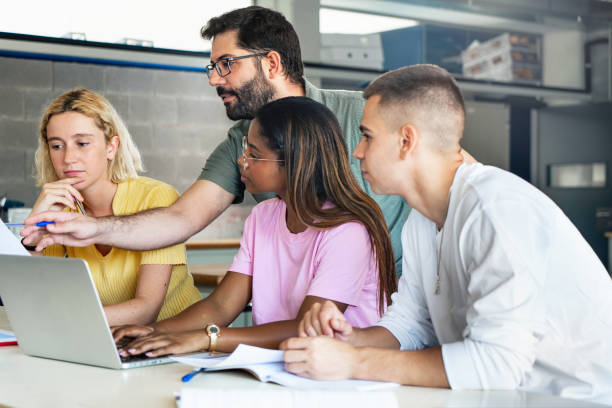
top-left (0, 49), bottom-right (208, 73)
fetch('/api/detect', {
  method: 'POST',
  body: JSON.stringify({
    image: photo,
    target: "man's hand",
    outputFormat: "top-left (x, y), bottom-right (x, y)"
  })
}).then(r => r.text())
top-left (21, 211), bottom-right (101, 251)
top-left (298, 300), bottom-right (353, 341)
top-left (281, 336), bottom-right (358, 380)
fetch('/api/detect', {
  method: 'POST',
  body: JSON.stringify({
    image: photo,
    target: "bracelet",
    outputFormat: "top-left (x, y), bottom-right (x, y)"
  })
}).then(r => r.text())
top-left (21, 238), bottom-right (37, 251)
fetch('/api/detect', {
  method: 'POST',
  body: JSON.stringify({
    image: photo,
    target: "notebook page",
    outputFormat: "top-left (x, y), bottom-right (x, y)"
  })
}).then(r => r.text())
top-left (172, 344), bottom-right (283, 369)
top-left (173, 344), bottom-right (398, 390)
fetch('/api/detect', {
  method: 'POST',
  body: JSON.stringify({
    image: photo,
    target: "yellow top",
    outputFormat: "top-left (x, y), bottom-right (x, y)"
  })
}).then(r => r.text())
top-left (44, 177), bottom-right (202, 321)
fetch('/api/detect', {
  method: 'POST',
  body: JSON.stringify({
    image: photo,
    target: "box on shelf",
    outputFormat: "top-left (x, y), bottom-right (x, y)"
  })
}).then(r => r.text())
top-left (380, 24), bottom-right (500, 74)
top-left (461, 33), bottom-right (542, 84)
top-left (320, 33), bottom-right (384, 70)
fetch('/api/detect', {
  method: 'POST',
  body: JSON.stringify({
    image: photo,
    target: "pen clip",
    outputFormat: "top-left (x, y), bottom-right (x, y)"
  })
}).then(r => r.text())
top-left (73, 197), bottom-right (87, 216)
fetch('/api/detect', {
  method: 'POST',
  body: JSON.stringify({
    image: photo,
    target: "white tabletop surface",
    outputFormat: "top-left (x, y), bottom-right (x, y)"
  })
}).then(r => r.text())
top-left (0, 307), bottom-right (604, 408)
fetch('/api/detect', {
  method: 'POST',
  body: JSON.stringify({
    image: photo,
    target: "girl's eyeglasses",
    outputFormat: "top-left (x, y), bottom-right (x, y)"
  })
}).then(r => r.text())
top-left (240, 136), bottom-right (284, 169)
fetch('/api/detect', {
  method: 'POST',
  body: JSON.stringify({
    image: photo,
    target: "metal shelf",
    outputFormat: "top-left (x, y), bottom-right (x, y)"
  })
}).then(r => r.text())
top-left (305, 62), bottom-right (590, 104)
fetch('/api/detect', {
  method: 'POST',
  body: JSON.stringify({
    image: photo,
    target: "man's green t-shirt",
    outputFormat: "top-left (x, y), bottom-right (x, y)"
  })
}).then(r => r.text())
top-left (199, 80), bottom-right (411, 276)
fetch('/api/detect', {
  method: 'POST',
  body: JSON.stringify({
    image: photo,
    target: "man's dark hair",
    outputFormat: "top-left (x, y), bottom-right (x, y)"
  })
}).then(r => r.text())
top-left (202, 6), bottom-right (304, 86)
top-left (364, 64), bottom-right (465, 116)
top-left (364, 64), bottom-right (466, 150)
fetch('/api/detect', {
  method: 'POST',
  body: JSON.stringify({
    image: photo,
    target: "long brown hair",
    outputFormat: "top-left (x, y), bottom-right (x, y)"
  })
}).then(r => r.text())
top-left (254, 96), bottom-right (397, 314)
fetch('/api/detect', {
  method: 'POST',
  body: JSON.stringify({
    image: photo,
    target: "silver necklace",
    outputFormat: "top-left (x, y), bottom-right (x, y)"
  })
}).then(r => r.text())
top-left (435, 193), bottom-right (451, 295)
top-left (435, 224), bottom-right (445, 295)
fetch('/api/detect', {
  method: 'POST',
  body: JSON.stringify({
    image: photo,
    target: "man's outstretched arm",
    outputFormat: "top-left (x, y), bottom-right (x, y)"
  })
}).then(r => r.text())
top-left (282, 335), bottom-right (449, 387)
top-left (22, 180), bottom-right (235, 251)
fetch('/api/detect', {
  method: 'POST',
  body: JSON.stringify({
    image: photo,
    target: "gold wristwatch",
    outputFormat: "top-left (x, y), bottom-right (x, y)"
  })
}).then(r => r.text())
top-left (205, 323), bottom-right (220, 352)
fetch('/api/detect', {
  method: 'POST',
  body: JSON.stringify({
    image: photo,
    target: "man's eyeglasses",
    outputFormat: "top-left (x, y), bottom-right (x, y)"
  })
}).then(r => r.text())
top-left (206, 52), bottom-right (268, 79)
top-left (241, 136), bottom-right (284, 169)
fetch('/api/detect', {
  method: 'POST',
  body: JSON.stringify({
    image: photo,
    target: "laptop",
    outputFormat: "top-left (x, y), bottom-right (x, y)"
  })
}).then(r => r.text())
top-left (0, 254), bottom-right (174, 369)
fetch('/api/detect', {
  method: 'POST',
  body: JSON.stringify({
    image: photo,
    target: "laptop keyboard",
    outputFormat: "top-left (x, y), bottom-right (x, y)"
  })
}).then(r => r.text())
top-left (116, 336), bottom-right (148, 363)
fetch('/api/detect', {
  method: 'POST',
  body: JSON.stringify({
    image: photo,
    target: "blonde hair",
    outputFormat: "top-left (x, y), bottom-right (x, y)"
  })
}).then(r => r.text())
top-left (35, 88), bottom-right (144, 186)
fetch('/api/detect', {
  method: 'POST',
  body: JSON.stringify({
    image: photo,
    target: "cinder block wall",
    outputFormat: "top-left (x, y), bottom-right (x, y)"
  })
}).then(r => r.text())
top-left (0, 55), bottom-right (251, 238)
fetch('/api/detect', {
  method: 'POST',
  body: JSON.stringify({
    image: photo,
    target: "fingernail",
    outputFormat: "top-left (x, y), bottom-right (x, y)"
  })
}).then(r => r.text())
top-left (145, 352), bottom-right (153, 357)
top-left (127, 348), bottom-right (136, 353)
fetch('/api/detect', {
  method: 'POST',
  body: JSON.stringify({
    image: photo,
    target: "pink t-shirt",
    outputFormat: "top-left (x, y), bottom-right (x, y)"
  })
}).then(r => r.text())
top-left (229, 198), bottom-right (383, 328)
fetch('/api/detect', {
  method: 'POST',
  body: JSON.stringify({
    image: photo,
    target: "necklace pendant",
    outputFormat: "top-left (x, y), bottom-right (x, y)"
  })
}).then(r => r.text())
top-left (434, 278), bottom-right (440, 295)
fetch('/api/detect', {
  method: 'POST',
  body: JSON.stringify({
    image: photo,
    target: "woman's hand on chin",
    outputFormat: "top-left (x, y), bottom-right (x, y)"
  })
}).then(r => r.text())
top-left (31, 178), bottom-right (85, 215)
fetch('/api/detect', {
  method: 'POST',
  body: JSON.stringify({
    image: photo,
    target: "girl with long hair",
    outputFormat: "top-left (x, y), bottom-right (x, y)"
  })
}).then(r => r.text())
top-left (114, 96), bottom-right (396, 356)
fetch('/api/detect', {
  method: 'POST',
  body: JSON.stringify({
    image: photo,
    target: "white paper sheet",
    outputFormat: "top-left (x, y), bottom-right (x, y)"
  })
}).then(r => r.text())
top-left (0, 220), bottom-right (30, 256)
top-left (178, 388), bottom-right (399, 408)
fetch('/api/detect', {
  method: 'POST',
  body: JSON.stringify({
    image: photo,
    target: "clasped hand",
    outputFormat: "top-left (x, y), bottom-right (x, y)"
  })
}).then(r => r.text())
top-left (280, 300), bottom-right (359, 380)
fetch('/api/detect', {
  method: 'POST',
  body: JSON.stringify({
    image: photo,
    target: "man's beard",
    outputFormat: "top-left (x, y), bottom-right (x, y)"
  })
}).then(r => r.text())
top-left (217, 68), bottom-right (275, 121)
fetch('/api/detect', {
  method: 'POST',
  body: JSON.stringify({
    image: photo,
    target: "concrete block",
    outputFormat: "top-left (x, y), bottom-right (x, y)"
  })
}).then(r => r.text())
top-left (153, 70), bottom-right (210, 98)
top-left (0, 119), bottom-right (38, 149)
top-left (128, 123), bottom-right (154, 154)
top-left (178, 98), bottom-right (230, 126)
top-left (0, 57), bottom-right (52, 90)
top-left (24, 150), bottom-right (37, 183)
top-left (0, 88), bottom-right (25, 119)
top-left (176, 153), bottom-right (207, 185)
top-left (25, 90), bottom-right (56, 121)
top-left (199, 124), bottom-right (232, 151)
top-left (0, 150), bottom-right (25, 182)
top-left (140, 153), bottom-right (178, 186)
top-left (53, 62), bottom-right (105, 92)
top-left (104, 66), bottom-right (154, 95)
top-left (152, 96), bottom-right (178, 125)
top-left (179, 128), bottom-right (205, 155)
top-left (181, 125), bottom-right (229, 158)
top-left (128, 94), bottom-right (154, 124)
top-left (152, 124), bottom-right (185, 153)
top-left (104, 93), bottom-right (129, 119)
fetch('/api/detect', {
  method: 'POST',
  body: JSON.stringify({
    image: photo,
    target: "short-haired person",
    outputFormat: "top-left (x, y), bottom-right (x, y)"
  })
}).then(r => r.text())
top-left (111, 97), bottom-right (396, 357)
top-left (22, 6), bottom-right (410, 276)
top-left (29, 88), bottom-right (201, 326)
top-left (281, 65), bottom-right (612, 405)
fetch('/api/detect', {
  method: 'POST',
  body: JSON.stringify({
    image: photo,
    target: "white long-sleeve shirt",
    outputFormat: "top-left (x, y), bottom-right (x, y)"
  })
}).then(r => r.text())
top-left (377, 163), bottom-right (612, 405)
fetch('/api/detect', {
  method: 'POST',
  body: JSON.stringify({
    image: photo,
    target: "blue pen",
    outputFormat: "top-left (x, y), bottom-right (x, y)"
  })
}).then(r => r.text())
top-left (181, 368), bottom-right (206, 382)
top-left (6, 221), bottom-right (56, 227)
top-left (180, 353), bottom-right (226, 382)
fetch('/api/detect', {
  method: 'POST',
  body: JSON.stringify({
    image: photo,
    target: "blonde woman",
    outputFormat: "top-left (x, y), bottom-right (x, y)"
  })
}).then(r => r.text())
top-left (27, 88), bottom-right (201, 327)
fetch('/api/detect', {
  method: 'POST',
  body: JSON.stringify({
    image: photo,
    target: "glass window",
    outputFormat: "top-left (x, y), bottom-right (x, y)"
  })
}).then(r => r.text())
top-left (319, 8), bottom-right (417, 34)
top-left (1, 0), bottom-right (250, 51)
top-left (548, 162), bottom-right (607, 188)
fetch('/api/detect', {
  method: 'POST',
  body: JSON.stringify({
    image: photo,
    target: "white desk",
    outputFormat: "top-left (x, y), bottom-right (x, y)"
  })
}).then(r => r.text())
top-left (0, 308), bottom-right (602, 408)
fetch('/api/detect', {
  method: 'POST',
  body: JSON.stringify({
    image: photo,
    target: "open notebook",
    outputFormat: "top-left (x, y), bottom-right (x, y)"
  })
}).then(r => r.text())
top-left (173, 344), bottom-right (398, 391)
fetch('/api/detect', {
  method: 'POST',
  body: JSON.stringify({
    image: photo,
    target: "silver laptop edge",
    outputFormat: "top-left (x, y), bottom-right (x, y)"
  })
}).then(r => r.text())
top-left (0, 254), bottom-right (173, 369)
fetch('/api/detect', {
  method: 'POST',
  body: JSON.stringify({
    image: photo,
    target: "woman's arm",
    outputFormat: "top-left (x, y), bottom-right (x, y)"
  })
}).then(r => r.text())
top-left (120, 294), bottom-right (347, 357)
top-left (113, 271), bottom-right (253, 340)
top-left (103, 264), bottom-right (172, 326)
